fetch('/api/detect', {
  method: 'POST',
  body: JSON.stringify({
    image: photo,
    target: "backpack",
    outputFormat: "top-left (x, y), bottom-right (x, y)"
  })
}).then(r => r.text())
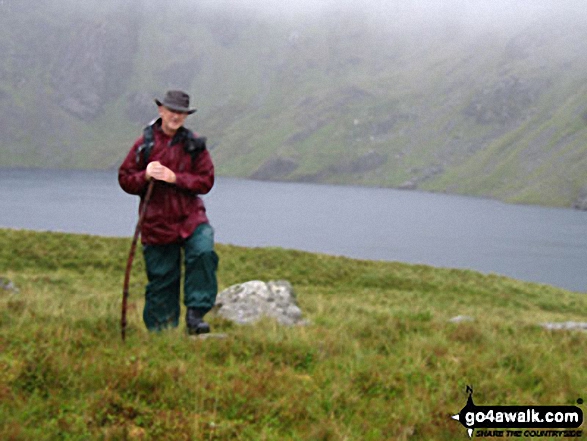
top-left (135, 119), bottom-right (207, 166)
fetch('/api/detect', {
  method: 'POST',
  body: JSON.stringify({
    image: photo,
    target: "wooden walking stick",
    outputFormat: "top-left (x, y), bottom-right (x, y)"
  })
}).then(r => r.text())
top-left (121, 179), bottom-right (155, 342)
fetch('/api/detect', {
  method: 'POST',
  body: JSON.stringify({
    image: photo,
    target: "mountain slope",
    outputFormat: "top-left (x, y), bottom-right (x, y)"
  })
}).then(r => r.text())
top-left (0, 0), bottom-right (586, 208)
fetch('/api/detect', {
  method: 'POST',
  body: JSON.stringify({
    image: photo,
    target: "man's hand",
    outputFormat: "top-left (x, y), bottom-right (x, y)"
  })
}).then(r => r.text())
top-left (145, 161), bottom-right (176, 184)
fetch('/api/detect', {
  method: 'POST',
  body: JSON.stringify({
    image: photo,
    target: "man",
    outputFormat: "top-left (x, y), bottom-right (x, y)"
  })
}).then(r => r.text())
top-left (118, 90), bottom-right (218, 335)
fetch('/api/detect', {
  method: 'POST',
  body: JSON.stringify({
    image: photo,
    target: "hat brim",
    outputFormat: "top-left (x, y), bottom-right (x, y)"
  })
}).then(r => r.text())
top-left (155, 99), bottom-right (197, 114)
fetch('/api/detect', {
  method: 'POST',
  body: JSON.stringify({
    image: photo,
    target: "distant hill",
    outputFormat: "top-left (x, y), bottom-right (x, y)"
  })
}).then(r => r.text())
top-left (1, 0), bottom-right (586, 209)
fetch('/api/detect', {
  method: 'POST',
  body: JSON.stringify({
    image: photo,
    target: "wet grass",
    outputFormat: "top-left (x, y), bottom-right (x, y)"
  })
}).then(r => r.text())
top-left (0, 228), bottom-right (586, 440)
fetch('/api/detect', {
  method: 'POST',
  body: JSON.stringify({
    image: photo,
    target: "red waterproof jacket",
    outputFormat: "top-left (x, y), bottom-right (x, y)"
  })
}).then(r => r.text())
top-left (118, 121), bottom-right (214, 245)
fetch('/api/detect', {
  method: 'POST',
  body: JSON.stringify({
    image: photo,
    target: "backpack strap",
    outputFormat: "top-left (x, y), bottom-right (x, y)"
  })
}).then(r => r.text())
top-left (135, 123), bottom-right (156, 166)
top-left (184, 130), bottom-right (207, 163)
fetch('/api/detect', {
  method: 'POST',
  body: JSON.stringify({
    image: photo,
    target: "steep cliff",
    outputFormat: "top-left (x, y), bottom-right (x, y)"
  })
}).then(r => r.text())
top-left (52, 18), bottom-right (138, 121)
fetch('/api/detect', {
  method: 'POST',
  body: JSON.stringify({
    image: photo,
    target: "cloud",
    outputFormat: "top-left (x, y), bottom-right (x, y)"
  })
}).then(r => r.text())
top-left (188, 0), bottom-right (586, 33)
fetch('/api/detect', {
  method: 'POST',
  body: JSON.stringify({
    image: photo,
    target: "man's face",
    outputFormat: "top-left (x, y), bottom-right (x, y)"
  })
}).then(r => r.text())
top-left (158, 106), bottom-right (188, 135)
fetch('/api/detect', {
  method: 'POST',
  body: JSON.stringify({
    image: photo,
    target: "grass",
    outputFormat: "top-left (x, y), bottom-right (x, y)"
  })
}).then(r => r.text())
top-left (0, 228), bottom-right (586, 440)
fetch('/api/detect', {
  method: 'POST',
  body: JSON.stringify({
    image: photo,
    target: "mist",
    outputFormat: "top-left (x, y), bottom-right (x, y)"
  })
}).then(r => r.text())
top-left (17, 0), bottom-right (587, 42)
top-left (189, 0), bottom-right (586, 31)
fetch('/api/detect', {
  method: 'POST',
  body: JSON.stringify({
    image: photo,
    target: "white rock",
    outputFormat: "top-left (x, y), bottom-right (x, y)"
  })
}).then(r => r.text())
top-left (214, 280), bottom-right (307, 326)
top-left (448, 315), bottom-right (475, 323)
top-left (541, 321), bottom-right (587, 331)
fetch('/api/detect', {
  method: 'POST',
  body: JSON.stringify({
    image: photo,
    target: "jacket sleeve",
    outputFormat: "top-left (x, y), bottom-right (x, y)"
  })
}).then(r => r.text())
top-left (118, 137), bottom-right (149, 196)
top-left (174, 149), bottom-right (215, 195)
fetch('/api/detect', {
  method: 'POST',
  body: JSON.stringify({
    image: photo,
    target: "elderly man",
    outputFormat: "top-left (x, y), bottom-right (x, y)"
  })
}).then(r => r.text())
top-left (118, 90), bottom-right (218, 335)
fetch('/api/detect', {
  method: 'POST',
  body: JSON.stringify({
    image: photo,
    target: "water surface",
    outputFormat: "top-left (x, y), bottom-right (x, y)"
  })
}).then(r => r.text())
top-left (0, 169), bottom-right (585, 293)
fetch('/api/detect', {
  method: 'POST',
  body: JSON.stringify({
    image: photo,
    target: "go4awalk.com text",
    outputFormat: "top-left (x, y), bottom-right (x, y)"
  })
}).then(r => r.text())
top-left (451, 387), bottom-right (584, 438)
top-left (476, 429), bottom-right (582, 438)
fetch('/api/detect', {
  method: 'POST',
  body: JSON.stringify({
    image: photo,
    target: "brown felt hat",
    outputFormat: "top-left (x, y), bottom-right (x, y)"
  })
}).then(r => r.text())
top-left (154, 90), bottom-right (197, 114)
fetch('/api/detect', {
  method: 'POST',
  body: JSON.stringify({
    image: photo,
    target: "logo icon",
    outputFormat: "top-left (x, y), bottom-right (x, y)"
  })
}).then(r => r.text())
top-left (451, 386), bottom-right (584, 438)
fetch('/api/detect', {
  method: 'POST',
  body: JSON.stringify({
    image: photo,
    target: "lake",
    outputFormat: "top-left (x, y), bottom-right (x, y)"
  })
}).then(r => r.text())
top-left (0, 168), bottom-right (586, 293)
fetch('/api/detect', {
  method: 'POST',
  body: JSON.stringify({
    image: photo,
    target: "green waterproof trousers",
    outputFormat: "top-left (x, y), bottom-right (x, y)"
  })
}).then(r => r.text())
top-left (142, 223), bottom-right (219, 331)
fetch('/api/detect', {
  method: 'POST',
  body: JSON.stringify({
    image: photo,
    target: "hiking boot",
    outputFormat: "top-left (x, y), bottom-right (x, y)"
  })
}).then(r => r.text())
top-left (187, 319), bottom-right (210, 335)
top-left (186, 307), bottom-right (211, 335)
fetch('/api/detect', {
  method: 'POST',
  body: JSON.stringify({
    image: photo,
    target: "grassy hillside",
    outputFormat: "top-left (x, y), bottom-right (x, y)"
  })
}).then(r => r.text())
top-left (1, 228), bottom-right (586, 440)
top-left (1, 2), bottom-right (587, 208)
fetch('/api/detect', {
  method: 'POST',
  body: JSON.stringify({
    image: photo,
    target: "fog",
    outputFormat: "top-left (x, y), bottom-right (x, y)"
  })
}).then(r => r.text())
top-left (192, 0), bottom-right (586, 30)
top-left (27, 0), bottom-right (587, 38)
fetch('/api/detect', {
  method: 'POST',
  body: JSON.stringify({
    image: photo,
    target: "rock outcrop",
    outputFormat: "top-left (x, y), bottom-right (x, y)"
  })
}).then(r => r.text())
top-left (251, 157), bottom-right (299, 181)
top-left (541, 322), bottom-right (587, 331)
top-left (463, 76), bottom-right (548, 125)
top-left (448, 315), bottom-right (475, 323)
top-left (0, 277), bottom-right (19, 294)
top-left (449, 316), bottom-right (587, 331)
top-left (214, 280), bottom-right (306, 326)
top-left (52, 17), bottom-right (138, 121)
